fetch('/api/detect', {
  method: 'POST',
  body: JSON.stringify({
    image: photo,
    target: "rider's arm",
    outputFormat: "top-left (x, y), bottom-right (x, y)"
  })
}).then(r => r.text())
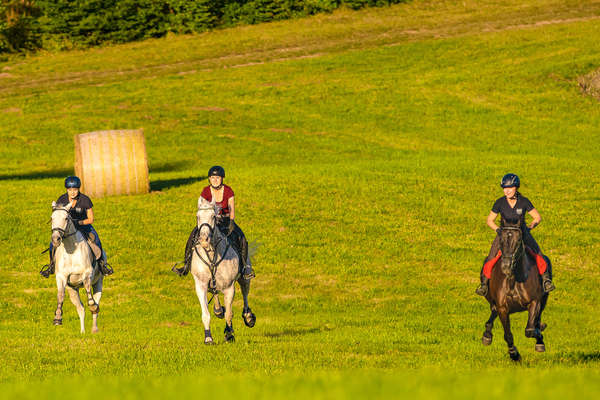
top-left (228, 196), bottom-right (235, 221)
top-left (486, 211), bottom-right (500, 232)
top-left (527, 208), bottom-right (541, 230)
top-left (78, 208), bottom-right (94, 226)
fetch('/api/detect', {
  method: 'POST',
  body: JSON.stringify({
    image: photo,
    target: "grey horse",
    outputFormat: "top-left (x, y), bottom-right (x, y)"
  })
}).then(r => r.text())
top-left (192, 198), bottom-right (256, 344)
top-left (50, 202), bottom-right (103, 333)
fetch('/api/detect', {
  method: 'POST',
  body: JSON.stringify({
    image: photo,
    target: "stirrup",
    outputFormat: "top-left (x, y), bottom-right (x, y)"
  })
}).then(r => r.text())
top-left (475, 284), bottom-right (488, 296)
top-left (100, 261), bottom-right (114, 276)
top-left (543, 279), bottom-right (555, 293)
top-left (242, 266), bottom-right (255, 280)
top-left (171, 261), bottom-right (189, 277)
top-left (40, 264), bottom-right (53, 278)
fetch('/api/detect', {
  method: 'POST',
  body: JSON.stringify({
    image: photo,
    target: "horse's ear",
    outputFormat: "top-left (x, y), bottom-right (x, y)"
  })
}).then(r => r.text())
top-left (51, 201), bottom-right (56, 210)
top-left (198, 196), bottom-right (208, 208)
top-left (64, 202), bottom-right (73, 210)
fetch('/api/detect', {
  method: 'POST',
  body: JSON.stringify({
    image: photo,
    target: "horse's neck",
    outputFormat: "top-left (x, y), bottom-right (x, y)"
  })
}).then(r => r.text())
top-left (62, 221), bottom-right (85, 252)
top-left (212, 230), bottom-right (228, 256)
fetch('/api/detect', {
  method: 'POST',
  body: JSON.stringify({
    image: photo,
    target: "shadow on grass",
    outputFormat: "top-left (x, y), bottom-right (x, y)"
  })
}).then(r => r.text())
top-left (264, 326), bottom-right (333, 338)
top-left (0, 168), bottom-right (74, 181)
top-left (150, 176), bottom-right (207, 191)
top-left (569, 352), bottom-right (600, 363)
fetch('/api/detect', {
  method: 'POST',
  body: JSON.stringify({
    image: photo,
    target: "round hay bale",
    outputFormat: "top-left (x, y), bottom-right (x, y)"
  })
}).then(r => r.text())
top-left (74, 129), bottom-right (149, 197)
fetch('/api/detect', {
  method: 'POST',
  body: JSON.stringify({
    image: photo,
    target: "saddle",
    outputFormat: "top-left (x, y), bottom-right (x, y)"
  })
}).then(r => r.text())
top-left (86, 232), bottom-right (103, 260)
top-left (483, 246), bottom-right (548, 279)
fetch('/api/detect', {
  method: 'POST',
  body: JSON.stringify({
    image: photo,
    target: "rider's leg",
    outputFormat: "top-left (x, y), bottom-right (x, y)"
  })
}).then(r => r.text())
top-left (87, 225), bottom-right (112, 275)
top-left (41, 242), bottom-right (56, 278)
top-left (174, 227), bottom-right (198, 276)
top-left (523, 229), bottom-right (554, 292)
top-left (476, 236), bottom-right (500, 296)
top-left (233, 223), bottom-right (254, 280)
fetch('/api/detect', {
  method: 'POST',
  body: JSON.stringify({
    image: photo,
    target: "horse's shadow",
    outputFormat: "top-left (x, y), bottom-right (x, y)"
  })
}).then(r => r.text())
top-left (563, 351), bottom-right (600, 363)
top-left (264, 326), bottom-right (333, 338)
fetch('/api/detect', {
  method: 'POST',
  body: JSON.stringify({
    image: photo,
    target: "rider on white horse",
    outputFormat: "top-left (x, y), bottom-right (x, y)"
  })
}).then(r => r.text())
top-left (174, 166), bottom-right (255, 280)
top-left (41, 176), bottom-right (112, 277)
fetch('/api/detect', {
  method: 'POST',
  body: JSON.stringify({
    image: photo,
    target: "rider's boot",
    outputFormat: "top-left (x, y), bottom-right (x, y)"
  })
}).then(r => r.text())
top-left (240, 237), bottom-right (255, 280)
top-left (475, 275), bottom-right (489, 296)
top-left (98, 251), bottom-right (113, 275)
top-left (173, 228), bottom-right (197, 276)
top-left (541, 271), bottom-right (555, 293)
top-left (40, 247), bottom-right (56, 278)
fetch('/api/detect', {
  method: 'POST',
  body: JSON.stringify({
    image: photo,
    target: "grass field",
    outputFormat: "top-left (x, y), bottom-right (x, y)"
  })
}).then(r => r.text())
top-left (1, 0), bottom-right (600, 398)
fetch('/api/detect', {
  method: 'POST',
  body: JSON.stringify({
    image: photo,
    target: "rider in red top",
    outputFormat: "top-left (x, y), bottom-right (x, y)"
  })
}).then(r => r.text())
top-left (475, 173), bottom-right (555, 296)
top-left (174, 166), bottom-right (255, 280)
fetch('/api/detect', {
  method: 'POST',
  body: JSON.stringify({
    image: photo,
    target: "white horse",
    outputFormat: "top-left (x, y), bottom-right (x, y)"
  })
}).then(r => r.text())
top-left (192, 198), bottom-right (256, 344)
top-left (50, 202), bottom-right (103, 333)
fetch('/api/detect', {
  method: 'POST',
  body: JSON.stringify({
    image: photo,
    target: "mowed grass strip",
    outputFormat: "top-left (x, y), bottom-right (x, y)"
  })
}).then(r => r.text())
top-left (0, 0), bottom-right (599, 397)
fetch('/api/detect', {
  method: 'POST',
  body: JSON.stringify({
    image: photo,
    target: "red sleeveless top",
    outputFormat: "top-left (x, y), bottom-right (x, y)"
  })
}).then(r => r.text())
top-left (201, 185), bottom-right (234, 215)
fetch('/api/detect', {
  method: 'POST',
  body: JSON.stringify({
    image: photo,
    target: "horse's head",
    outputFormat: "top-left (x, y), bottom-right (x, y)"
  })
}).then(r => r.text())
top-left (51, 201), bottom-right (73, 247)
top-left (498, 222), bottom-right (524, 276)
top-left (196, 198), bottom-right (220, 250)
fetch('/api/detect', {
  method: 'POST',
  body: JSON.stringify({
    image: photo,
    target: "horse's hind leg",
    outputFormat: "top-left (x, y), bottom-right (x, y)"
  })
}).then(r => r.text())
top-left (83, 276), bottom-right (98, 314)
top-left (91, 277), bottom-right (103, 333)
top-left (223, 285), bottom-right (235, 343)
top-left (498, 310), bottom-right (520, 361)
top-left (193, 276), bottom-right (213, 344)
top-left (482, 308), bottom-right (497, 345)
top-left (238, 276), bottom-right (256, 328)
top-left (54, 276), bottom-right (67, 326)
top-left (66, 287), bottom-right (85, 334)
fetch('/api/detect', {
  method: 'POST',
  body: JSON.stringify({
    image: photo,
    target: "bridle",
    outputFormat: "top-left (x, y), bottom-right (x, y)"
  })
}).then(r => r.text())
top-left (195, 206), bottom-right (230, 294)
top-left (500, 226), bottom-right (524, 272)
top-left (51, 207), bottom-right (77, 242)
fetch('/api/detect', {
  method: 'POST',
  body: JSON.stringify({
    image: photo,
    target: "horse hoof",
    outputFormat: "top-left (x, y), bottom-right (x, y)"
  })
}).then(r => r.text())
top-left (482, 335), bottom-right (492, 346)
top-left (535, 344), bottom-right (546, 352)
top-left (92, 327), bottom-right (99, 334)
top-left (243, 309), bottom-right (256, 328)
top-left (508, 347), bottom-right (521, 362)
top-left (540, 323), bottom-right (547, 332)
top-left (225, 333), bottom-right (235, 343)
top-left (53, 319), bottom-right (62, 326)
top-left (525, 328), bottom-right (536, 338)
top-left (213, 306), bottom-right (225, 319)
top-left (204, 337), bottom-right (214, 345)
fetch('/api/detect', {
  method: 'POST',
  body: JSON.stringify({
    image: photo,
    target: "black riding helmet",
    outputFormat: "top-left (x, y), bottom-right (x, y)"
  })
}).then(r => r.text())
top-left (500, 173), bottom-right (520, 188)
top-left (208, 166), bottom-right (225, 178)
top-left (64, 176), bottom-right (81, 188)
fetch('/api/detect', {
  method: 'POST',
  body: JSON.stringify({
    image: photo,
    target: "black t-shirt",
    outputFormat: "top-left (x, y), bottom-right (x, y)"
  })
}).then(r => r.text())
top-left (491, 193), bottom-right (534, 229)
top-left (56, 193), bottom-right (93, 222)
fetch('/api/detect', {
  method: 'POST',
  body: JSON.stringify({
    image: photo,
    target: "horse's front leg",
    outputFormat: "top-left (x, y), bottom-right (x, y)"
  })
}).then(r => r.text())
top-left (498, 308), bottom-right (520, 361)
top-left (237, 276), bottom-right (256, 328)
top-left (91, 276), bottom-right (103, 333)
top-left (83, 274), bottom-right (98, 314)
top-left (66, 286), bottom-right (85, 333)
top-left (223, 285), bottom-right (235, 343)
top-left (482, 307), bottom-right (497, 345)
top-left (193, 276), bottom-right (213, 344)
top-left (526, 301), bottom-right (545, 352)
top-left (54, 276), bottom-right (67, 326)
top-left (213, 294), bottom-right (225, 319)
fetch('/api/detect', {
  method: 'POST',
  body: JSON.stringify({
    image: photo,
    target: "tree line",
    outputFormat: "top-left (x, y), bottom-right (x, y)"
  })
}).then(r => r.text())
top-left (0, 0), bottom-right (408, 54)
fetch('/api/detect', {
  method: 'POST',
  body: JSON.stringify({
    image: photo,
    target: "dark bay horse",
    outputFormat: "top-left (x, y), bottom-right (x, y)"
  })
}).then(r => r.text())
top-left (481, 221), bottom-right (551, 361)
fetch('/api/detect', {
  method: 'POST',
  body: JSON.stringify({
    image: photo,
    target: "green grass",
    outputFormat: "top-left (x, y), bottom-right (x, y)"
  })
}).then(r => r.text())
top-left (1, 0), bottom-right (600, 398)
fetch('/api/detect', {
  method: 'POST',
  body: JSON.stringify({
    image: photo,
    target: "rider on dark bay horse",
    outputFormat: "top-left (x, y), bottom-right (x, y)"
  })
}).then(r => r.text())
top-left (175, 166), bottom-right (255, 280)
top-left (475, 173), bottom-right (555, 296)
top-left (41, 176), bottom-right (112, 278)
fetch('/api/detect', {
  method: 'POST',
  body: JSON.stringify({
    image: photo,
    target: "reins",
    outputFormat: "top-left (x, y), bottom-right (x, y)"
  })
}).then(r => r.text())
top-left (194, 220), bottom-right (231, 297)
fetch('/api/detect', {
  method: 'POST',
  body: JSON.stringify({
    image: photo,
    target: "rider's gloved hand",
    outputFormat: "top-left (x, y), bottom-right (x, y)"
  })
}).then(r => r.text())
top-left (496, 228), bottom-right (502, 235)
top-left (228, 220), bottom-right (235, 235)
